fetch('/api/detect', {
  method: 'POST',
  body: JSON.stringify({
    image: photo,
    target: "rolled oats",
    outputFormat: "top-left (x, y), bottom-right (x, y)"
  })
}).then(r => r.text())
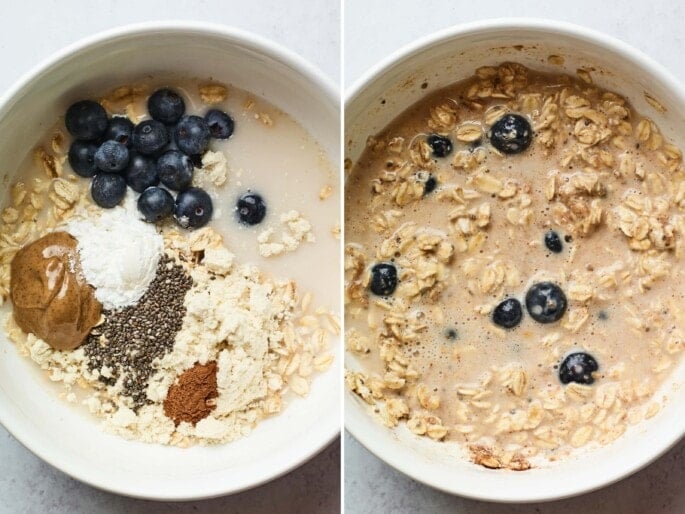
top-left (198, 83), bottom-right (228, 104)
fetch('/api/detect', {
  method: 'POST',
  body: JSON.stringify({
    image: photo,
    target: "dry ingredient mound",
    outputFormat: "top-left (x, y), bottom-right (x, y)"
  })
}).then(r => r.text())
top-left (163, 361), bottom-right (218, 425)
top-left (3, 228), bottom-right (337, 447)
top-left (82, 255), bottom-right (193, 409)
top-left (105, 228), bottom-right (335, 446)
top-left (66, 197), bottom-right (163, 310)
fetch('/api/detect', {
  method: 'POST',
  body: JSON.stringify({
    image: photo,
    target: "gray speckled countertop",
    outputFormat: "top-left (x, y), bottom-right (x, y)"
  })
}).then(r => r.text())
top-left (0, 1), bottom-right (339, 512)
top-left (2, 429), bottom-right (339, 513)
top-left (344, 1), bottom-right (685, 513)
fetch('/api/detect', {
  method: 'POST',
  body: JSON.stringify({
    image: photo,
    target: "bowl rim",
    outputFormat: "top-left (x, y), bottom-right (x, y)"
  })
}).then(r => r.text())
top-left (344, 17), bottom-right (685, 503)
top-left (0, 20), bottom-right (340, 501)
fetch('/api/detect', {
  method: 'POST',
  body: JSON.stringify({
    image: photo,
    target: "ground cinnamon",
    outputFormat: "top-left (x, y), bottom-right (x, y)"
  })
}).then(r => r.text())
top-left (163, 361), bottom-right (218, 425)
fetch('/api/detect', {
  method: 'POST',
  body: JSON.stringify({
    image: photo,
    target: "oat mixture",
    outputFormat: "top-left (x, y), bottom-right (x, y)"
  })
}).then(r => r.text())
top-left (0, 81), bottom-right (338, 446)
top-left (345, 63), bottom-right (685, 469)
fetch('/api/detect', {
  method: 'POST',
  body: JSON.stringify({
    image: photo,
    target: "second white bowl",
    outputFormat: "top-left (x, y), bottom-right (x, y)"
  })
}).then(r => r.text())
top-left (345, 18), bottom-right (685, 502)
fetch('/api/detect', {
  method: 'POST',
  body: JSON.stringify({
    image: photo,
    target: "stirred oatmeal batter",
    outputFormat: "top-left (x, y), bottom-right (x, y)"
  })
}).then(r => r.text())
top-left (345, 62), bottom-right (685, 469)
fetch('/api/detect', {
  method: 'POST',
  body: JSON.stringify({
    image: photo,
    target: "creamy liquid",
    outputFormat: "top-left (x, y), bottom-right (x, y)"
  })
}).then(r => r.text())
top-left (346, 63), bottom-right (685, 462)
top-left (176, 84), bottom-right (339, 311)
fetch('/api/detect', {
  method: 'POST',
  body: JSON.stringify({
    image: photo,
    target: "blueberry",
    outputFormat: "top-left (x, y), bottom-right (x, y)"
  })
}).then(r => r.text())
top-left (525, 282), bottom-right (567, 323)
top-left (94, 140), bottom-right (129, 173)
top-left (157, 150), bottom-right (194, 191)
top-left (237, 193), bottom-right (267, 225)
top-left (559, 352), bottom-right (599, 385)
top-left (68, 140), bottom-right (99, 177)
top-left (445, 328), bottom-right (458, 340)
top-left (133, 119), bottom-right (169, 155)
top-left (544, 230), bottom-right (563, 253)
top-left (148, 88), bottom-right (185, 125)
top-left (370, 263), bottom-right (398, 296)
top-left (124, 153), bottom-right (159, 193)
top-left (65, 100), bottom-right (108, 141)
top-left (426, 134), bottom-right (452, 158)
top-left (137, 186), bottom-right (174, 223)
top-left (492, 298), bottom-right (523, 329)
top-left (489, 114), bottom-right (533, 154)
top-left (103, 116), bottom-right (134, 147)
top-left (205, 109), bottom-right (235, 139)
top-left (424, 175), bottom-right (437, 195)
top-left (91, 173), bottom-right (126, 208)
top-left (174, 115), bottom-right (211, 156)
top-left (174, 187), bottom-right (213, 229)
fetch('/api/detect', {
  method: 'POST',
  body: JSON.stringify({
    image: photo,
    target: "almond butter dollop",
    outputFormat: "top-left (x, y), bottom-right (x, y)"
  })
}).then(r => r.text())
top-left (10, 231), bottom-right (101, 350)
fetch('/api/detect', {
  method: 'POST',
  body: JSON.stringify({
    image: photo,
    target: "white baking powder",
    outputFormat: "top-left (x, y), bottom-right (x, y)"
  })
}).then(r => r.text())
top-left (65, 195), bottom-right (164, 310)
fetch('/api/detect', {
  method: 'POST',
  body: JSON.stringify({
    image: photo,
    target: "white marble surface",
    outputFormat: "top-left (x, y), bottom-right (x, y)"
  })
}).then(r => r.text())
top-left (0, 1), bottom-right (339, 512)
top-left (344, 0), bottom-right (685, 512)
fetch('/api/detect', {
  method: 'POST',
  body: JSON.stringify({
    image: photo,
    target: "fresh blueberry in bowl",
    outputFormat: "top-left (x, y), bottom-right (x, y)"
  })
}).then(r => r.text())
top-left (148, 88), bottom-right (186, 125)
top-left (489, 113), bottom-right (533, 154)
top-left (65, 100), bottom-right (108, 141)
top-left (138, 186), bottom-right (175, 223)
top-left (237, 192), bottom-right (267, 225)
top-left (157, 150), bottom-right (194, 191)
top-left (525, 282), bottom-right (567, 323)
top-left (559, 352), bottom-right (599, 385)
top-left (370, 263), bottom-right (398, 296)
top-left (133, 119), bottom-right (169, 155)
top-left (492, 298), bottom-right (523, 329)
top-left (205, 109), bottom-right (235, 139)
top-left (423, 175), bottom-right (437, 195)
top-left (124, 153), bottom-right (159, 193)
top-left (95, 140), bottom-right (129, 173)
top-left (544, 230), bottom-right (563, 253)
top-left (174, 115), bottom-right (211, 155)
top-left (68, 140), bottom-right (99, 177)
top-left (103, 116), bottom-right (134, 147)
top-left (91, 173), bottom-right (126, 208)
top-left (174, 187), bottom-right (213, 229)
top-left (426, 134), bottom-right (452, 158)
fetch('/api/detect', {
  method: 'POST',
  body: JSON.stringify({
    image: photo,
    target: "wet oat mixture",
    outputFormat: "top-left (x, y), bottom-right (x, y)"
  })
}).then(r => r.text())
top-left (345, 63), bottom-right (685, 469)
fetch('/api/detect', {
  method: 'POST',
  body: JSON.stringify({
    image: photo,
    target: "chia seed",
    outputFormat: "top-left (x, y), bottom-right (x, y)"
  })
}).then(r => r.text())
top-left (82, 255), bottom-right (193, 410)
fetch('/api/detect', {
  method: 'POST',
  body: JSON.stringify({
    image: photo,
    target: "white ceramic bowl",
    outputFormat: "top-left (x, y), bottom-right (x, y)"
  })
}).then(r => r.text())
top-left (0, 22), bottom-right (340, 500)
top-left (345, 18), bottom-right (685, 502)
